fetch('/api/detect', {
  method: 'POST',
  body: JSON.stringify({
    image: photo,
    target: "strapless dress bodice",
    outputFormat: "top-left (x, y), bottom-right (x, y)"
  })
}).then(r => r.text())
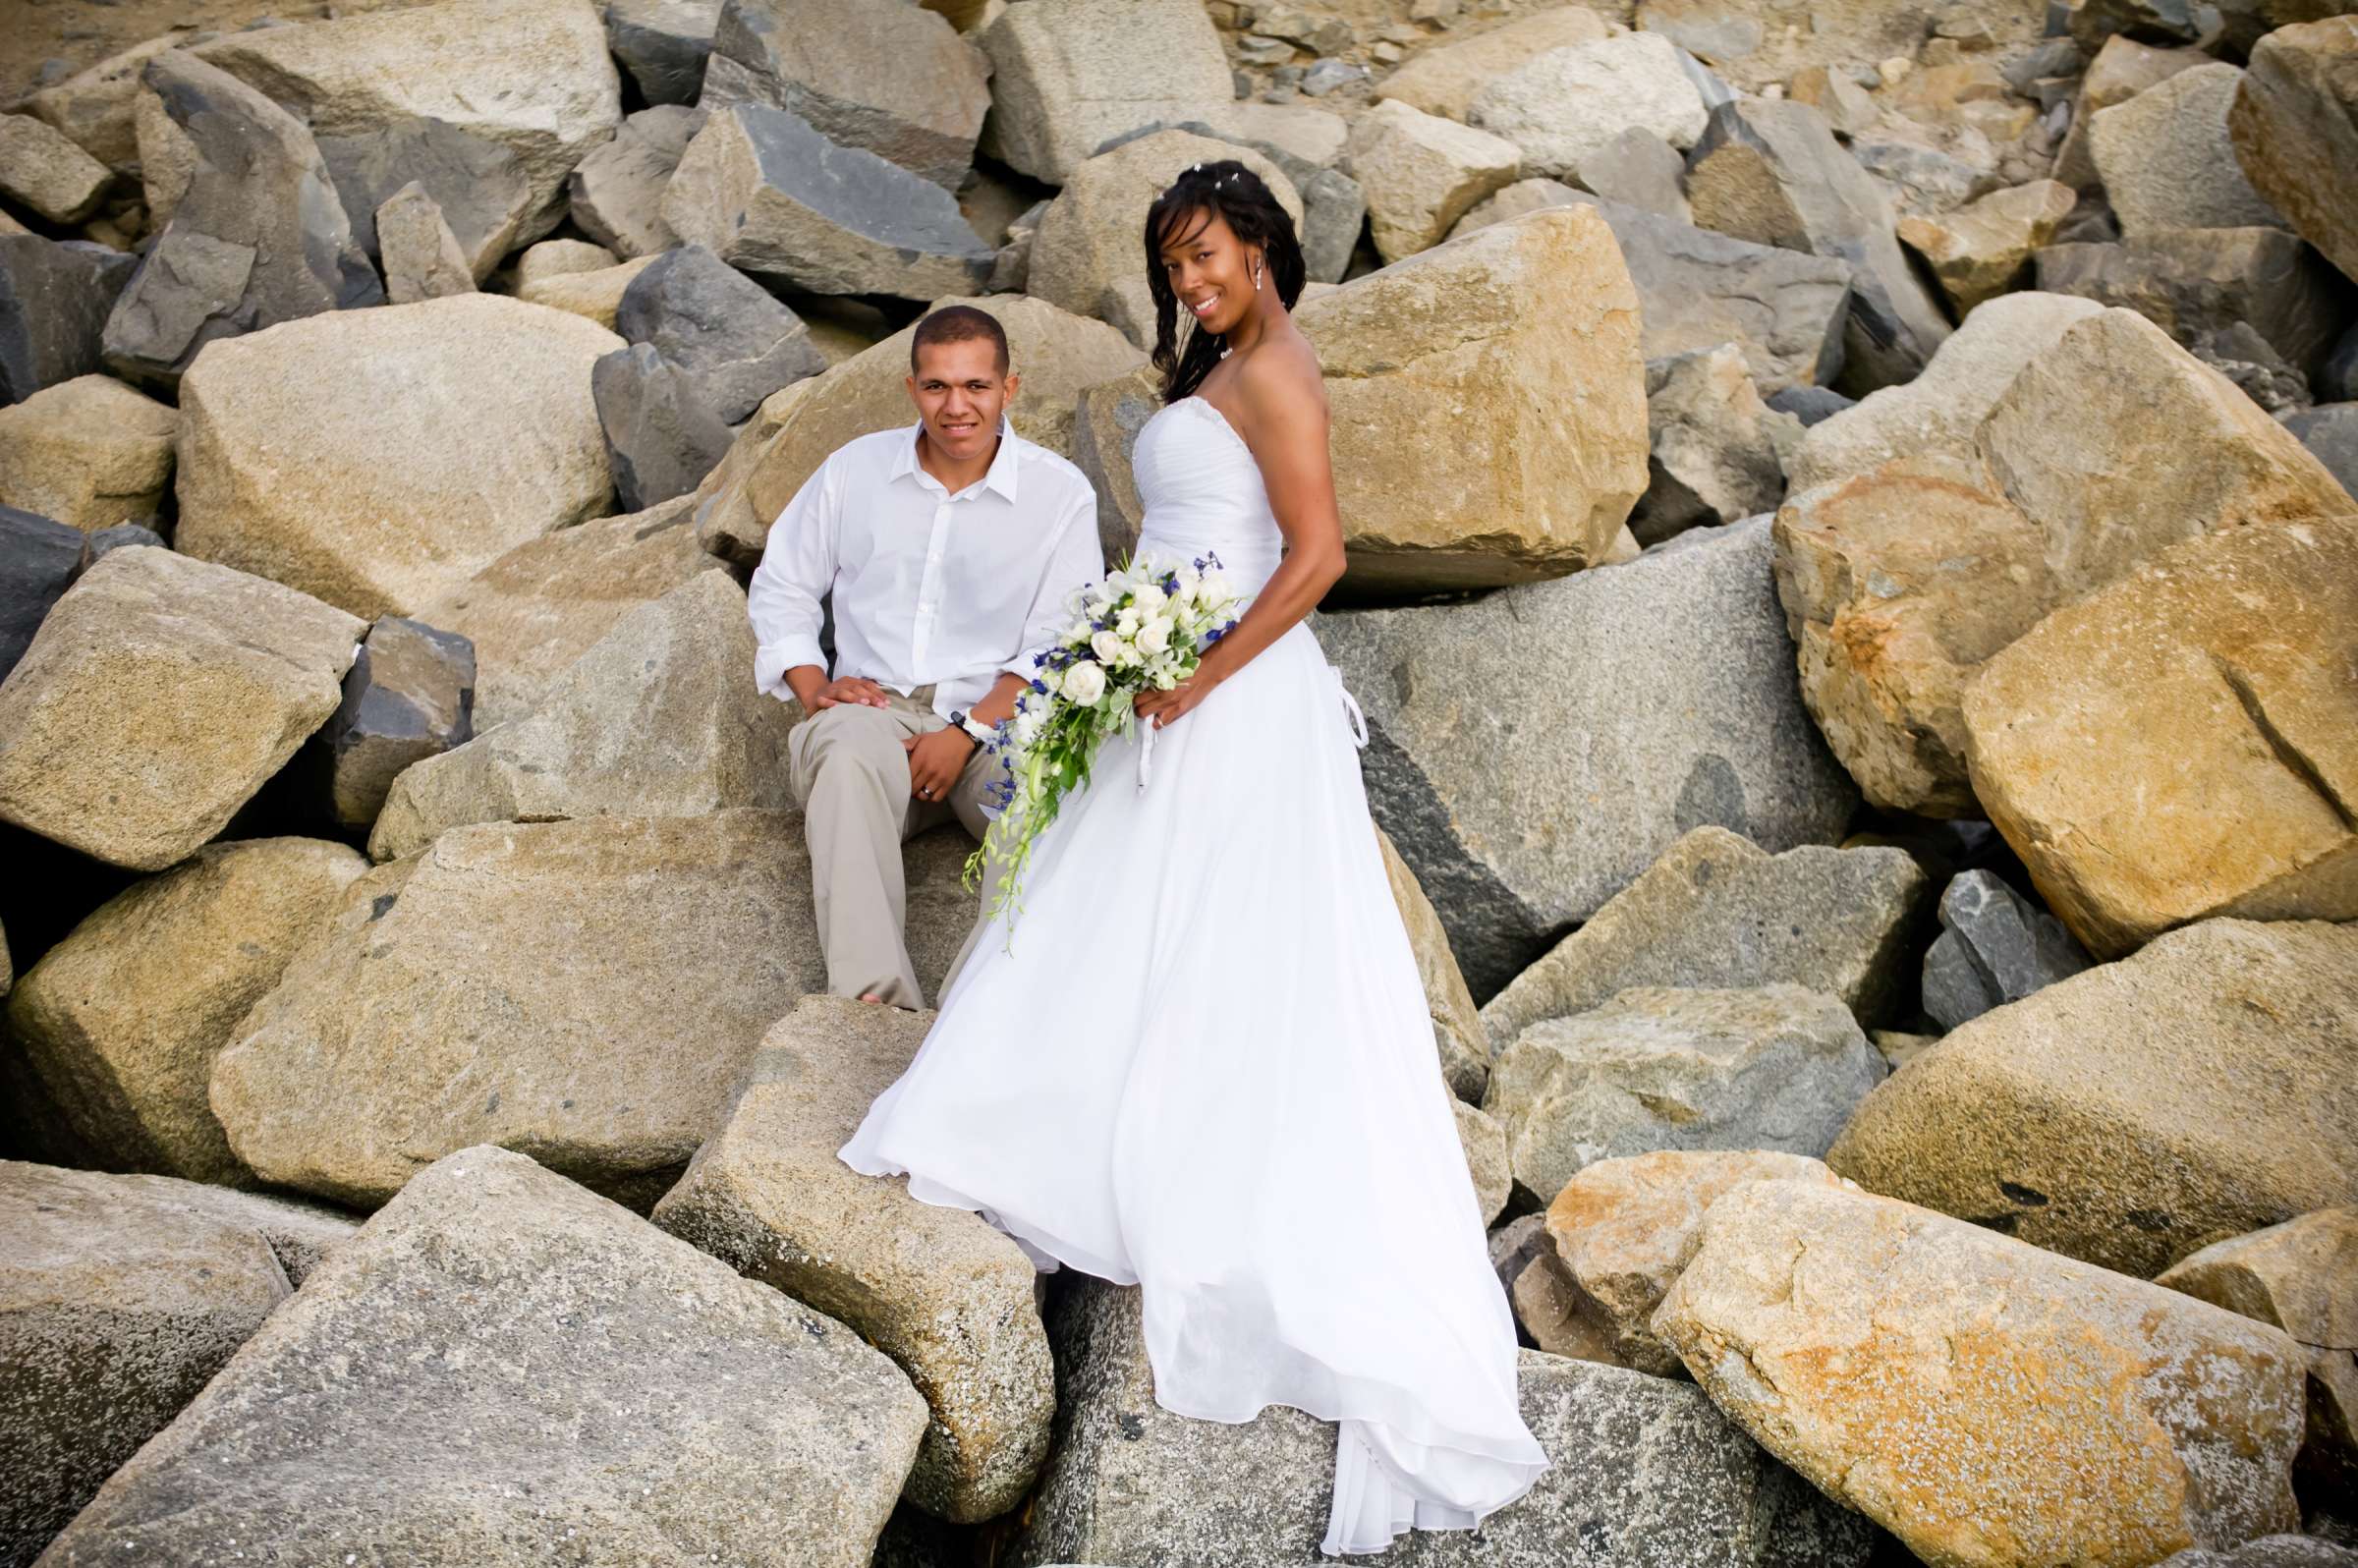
top-left (1131, 394), bottom-right (1284, 593)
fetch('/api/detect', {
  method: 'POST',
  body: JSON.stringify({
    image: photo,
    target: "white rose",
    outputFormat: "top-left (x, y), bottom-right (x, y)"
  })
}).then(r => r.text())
top-left (1038, 665), bottom-right (1064, 696)
top-left (1090, 629), bottom-right (1126, 665)
top-left (1062, 659), bottom-right (1107, 705)
top-left (1137, 616), bottom-right (1173, 654)
top-left (1131, 583), bottom-right (1167, 618)
top-left (1065, 618), bottom-right (1094, 644)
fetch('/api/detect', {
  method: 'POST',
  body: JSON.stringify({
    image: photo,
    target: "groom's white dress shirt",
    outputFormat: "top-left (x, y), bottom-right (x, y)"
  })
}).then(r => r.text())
top-left (748, 414), bottom-right (1102, 722)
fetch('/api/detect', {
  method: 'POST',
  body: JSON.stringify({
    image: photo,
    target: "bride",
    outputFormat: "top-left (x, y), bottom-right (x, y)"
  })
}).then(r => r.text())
top-left (838, 158), bottom-right (1548, 1556)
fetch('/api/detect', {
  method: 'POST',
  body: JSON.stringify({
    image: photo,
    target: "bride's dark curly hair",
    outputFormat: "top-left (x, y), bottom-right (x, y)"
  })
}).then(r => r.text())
top-left (1144, 159), bottom-right (1306, 405)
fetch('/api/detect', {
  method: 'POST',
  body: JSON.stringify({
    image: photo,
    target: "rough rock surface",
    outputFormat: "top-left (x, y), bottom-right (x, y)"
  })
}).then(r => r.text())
top-left (1829, 919), bottom-right (2358, 1279)
top-left (0, 547), bottom-right (363, 871)
top-left (1481, 826), bottom-right (1928, 1050)
top-left (2094, 62), bottom-right (2290, 237)
top-left (2230, 18), bottom-right (2358, 287)
top-left (1346, 98), bottom-right (1521, 263)
top-left (1378, 827), bottom-right (1488, 1102)
top-left (652, 997), bottom-right (1051, 1523)
top-left (1320, 519), bottom-right (1859, 1000)
top-left (0, 374), bottom-right (175, 532)
top-left (1920, 869), bottom-right (2092, 1031)
top-left (1658, 1178), bottom-right (2307, 1568)
top-left (975, 0), bottom-right (1235, 184)
top-left (31, 1146), bottom-right (926, 1566)
top-left (1376, 6), bottom-right (1612, 122)
top-left (1469, 33), bottom-right (1710, 180)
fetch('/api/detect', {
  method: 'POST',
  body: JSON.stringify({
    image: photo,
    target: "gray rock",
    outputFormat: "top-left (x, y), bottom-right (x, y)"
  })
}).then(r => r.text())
top-left (375, 181), bottom-right (476, 304)
top-left (2283, 403), bottom-right (2358, 499)
top-left (2093, 62), bottom-right (2288, 236)
top-left (1484, 984), bottom-right (1883, 1206)
top-left (1298, 165), bottom-right (1369, 285)
top-left (1318, 518), bottom-right (1860, 1000)
top-left (615, 243), bottom-right (824, 424)
top-left (652, 997), bottom-right (1052, 1523)
top-left (1576, 126), bottom-right (1692, 222)
top-left (100, 51), bottom-right (382, 393)
top-left (1012, 1276), bottom-right (1877, 1566)
top-left (1634, 344), bottom-right (1794, 545)
top-left (1481, 826), bottom-right (1930, 1052)
top-left (31, 1145), bottom-right (927, 1565)
top-left (660, 102), bottom-right (994, 300)
top-left (0, 235), bottom-right (135, 405)
top-left (2196, 320), bottom-right (2313, 414)
top-left (1559, 192), bottom-right (1852, 394)
top-left (1, 1161), bottom-right (359, 1561)
top-left (0, 503), bottom-right (82, 686)
top-left (1920, 869), bottom-right (2095, 1031)
top-left (605, 0), bottom-right (720, 105)
top-left (567, 103), bottom-right (703, 258)
top-left (1848, 133), bottom-right (2000, 218)
top-left (2157, 1540), bottom-right (2358, 1568)
top-left (700, 0), bottom-right (989, 190)
top-left (316, 115), bottom-right (534, 284)
top-left (1765, 384), bottom-right (1852, 425)
top-left (593, 340), bottom-right (738, 511)
top-left (72, 523), bottom-right (167, 573)
top-left (2034, 227), bottom-right (2353, 383)
top-left (975, 0), bottom-right (1236, 185)
top-left (315, 616), bottom-right (477, 832)
top-left (986, 196), bottom-right (1051, 294)
top-left (1685, 97), bottom-right (1953, 393)
top-left (2326, 321), bottom-right (2358, 404)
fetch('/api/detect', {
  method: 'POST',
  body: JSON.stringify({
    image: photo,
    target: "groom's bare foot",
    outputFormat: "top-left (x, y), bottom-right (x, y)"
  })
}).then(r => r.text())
top-left (859, 992), bottom-right (886, 1004)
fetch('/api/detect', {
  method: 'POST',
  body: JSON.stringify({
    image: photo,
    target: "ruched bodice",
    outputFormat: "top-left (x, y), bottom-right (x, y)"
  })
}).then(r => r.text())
top-left (1134, 395), bottom-right (1284, 594)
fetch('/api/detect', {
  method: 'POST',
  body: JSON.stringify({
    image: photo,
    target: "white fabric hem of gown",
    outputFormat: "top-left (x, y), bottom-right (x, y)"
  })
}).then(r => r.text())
top-left (845, 1148), bottom-right (1549, 1558)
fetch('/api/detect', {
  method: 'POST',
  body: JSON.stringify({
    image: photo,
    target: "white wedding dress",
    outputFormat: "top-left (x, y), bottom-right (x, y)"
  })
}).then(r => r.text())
top-left (838, 392), bottom-right (1549, 1555)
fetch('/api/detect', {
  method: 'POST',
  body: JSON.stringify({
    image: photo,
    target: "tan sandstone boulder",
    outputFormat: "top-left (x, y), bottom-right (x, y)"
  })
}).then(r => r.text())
top-left (1829, 919), bottom-right (2358, 1280)
top-left (692, 293), bottom-right (1143, 565)
top-left (410, 493), bottom-right (729, 731)
top-left (175, 293), bottom-right (620, 620)
top-left (1346, 98), bottom-right (1521, 263)
top-left (653, 997), bottom-right (1051, 1523)
top-left (6, 838), bottom-right (368, 1187)
top-left (211, 811), bottom-right (986, 1212)
top-left (1374, 6), bottom-right (1613, 122)
top-left (974, 0), bottom-right (1235, 184)
top-left (1544, 1148), bottom-right (1850, 1376)
top-left (0, 374), bottom-right (176, 531)
top-left (368, 573), bottom-right (798, 860)
top-left (2230, 18), bottom-right (2358, 286)
top-left (1961, 515), bottom-right (2357, 956)
top-left (1657, 1178), bottom-right (2308, 1568)
top-left (0, 548), bottom-right (364, 871)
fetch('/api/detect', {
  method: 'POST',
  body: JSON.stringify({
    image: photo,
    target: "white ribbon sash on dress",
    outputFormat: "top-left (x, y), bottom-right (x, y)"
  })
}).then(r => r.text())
top-left (1137, 660), bottom-right (1368, 792)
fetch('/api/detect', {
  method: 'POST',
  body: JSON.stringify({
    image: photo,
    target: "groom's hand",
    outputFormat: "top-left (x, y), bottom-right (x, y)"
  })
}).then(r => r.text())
top-left (904, 726), bottom-right (976, 804)
top-left (812, 676), bottom-right (891, 709)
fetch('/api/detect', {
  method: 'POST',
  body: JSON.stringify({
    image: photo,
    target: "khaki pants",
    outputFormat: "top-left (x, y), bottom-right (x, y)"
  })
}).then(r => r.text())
top-left (786, 686), bottom-right (1005, 1010)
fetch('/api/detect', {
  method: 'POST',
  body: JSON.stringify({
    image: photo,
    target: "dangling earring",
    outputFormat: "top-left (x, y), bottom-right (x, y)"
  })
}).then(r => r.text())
top-left (1253, 258), bottom-right (1263, 292)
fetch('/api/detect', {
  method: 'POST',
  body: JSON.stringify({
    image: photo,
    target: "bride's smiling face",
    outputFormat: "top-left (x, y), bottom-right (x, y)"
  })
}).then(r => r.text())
top-left (1158, 205), bottom-right (1261, 339)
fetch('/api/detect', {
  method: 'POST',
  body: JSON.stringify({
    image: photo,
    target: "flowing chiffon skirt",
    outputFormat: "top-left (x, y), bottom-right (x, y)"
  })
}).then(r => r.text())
top-left (838, 614), bottom-right (1548, 1555)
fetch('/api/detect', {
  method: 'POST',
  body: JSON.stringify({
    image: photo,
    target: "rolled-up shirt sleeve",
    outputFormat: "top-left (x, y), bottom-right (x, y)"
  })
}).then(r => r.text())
top-left (1003, 482), bottom-right (1105, 679)
top-left (747, 455), bottom-right (838, 700)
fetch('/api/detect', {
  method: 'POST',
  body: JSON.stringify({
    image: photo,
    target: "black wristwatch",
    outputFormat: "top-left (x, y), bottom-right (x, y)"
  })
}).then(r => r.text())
top-left (947, 709), bottom-right (992, 747)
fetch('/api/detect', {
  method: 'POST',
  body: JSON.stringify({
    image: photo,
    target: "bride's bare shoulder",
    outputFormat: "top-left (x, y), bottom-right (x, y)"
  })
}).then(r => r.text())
top-left (1236, 328), bottom-right (1328, 422)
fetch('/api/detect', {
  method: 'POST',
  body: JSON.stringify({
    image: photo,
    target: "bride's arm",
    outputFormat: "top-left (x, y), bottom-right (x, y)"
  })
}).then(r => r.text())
top-left (1134, 351), bottom-right (1345, 729)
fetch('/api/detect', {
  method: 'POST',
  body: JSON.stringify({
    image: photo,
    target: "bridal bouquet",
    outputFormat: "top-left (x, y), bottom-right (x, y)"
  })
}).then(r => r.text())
top-left (963, 552), bottom-right (1242, 929)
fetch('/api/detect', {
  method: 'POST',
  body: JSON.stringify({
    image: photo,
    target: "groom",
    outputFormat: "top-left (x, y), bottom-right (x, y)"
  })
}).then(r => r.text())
top-left (748, 305), bottom-right (1103, 1009)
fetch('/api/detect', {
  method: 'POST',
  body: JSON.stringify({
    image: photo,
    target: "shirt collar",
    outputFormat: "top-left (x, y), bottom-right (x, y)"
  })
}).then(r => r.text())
top-left (892, 414), bottom-right (1023, 503)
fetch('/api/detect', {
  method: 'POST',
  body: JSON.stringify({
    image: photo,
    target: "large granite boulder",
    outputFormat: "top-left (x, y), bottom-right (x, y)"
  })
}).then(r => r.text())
top-left (1550, 193), bottom-right (1853, 394)
top-left (375, 181), bottom-right (477, 304)
top-left (567, 103), bottom-right (702, 259)
top-left (1633, 345), bottom-right (1795, 546)
top-left (0, 548), bottom-right (364, 871)
top-left (0, 374), bottom-right (175, 532)
top-left (410, 493), bottom-right (727, 730)
top-left (1481, 826), bottom-right (1929, 1051)
top-left (700, 0), bottom-right (988, 190)
top-left (1658, 1178), bottom-right (2307, 1568)
top-left (974, 0), bottom-right (1235, 184)
top-left (2230, 18), bottom-right (2358, 287)
top-left (653, 997), bottom-right (1052, 1523)
top-left (1028, 129), bottom-right (1302, 351)
top-left (6, 838), bottom-right (367, 1186)
top-left (368, 573), bottom-right (797, 858)
top-left (0, 111), bottom-right (112, 225)
top-left (1290, 206), bottom-right (1646, 596)
top-left (692, 294), bottom-right (1141, 565)
top-left (30, 1146), bottom-right (926, 1565)
top-left (1345, 98), bottom-right (1521, 263)
top-left (1896, 179), bottom-right (2079, 315)
top-left (1319, 518), bottom-right (1859, 1000)
top-left (192, 0), bottom-right (623, 240)
top-left (174, 293), bottom-right (619, 621)
top-left (591, 339), bottom-right (735, 510)
top-left (314, 117), bottom-right (536, 289)
top-left (1, 1161), bottom-right (358, 1561)
top-left (210, 811), bottom-right (984, 1212)
top-left (661, 102), bottom-right (993, 300)
top-left (2160, 1208), bottom-right (2358, 1514)
top-left (0, 505), bottom-right (83, 688)
top-left (1011, 1275), bottom-right (1877, 1567)
top-left (2033, 228), bottom-right (2352, 382)
top-left (1684, 96), bottom-right (1953, 393)
top-left (1484, 984), bottom-right (1882, 1207)
top-left (1468, 32), bottom-right (1709, 181)
top-left (2093, 62), bottom-right (2290, 236)
top-left (99, 50), bottom-right (381, 392)
top-left (605, 0), bottom-right (719, 105)
top-left (1960, 513), bottom-right (2356, 958)
top-left (1544, 1148), bottom-right (1852, 1376)
top-left (615, 243), bottom-right (825, 425)
top-left (1783, 291), bottom-right (2104, 496)
top-left (1375, 5), bottom-right (1612, 122)
top-left (1829, 919), bottom-right (2358, 1279)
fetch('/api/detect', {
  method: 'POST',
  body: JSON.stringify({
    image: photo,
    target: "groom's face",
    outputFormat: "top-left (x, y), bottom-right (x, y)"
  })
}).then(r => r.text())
top-left (906, 339), bottom-right (1019, 466)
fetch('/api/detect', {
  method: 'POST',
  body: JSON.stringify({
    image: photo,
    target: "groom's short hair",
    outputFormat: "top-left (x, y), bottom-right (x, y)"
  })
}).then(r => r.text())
top-left (910, 305), bottom-right (1010, 377)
